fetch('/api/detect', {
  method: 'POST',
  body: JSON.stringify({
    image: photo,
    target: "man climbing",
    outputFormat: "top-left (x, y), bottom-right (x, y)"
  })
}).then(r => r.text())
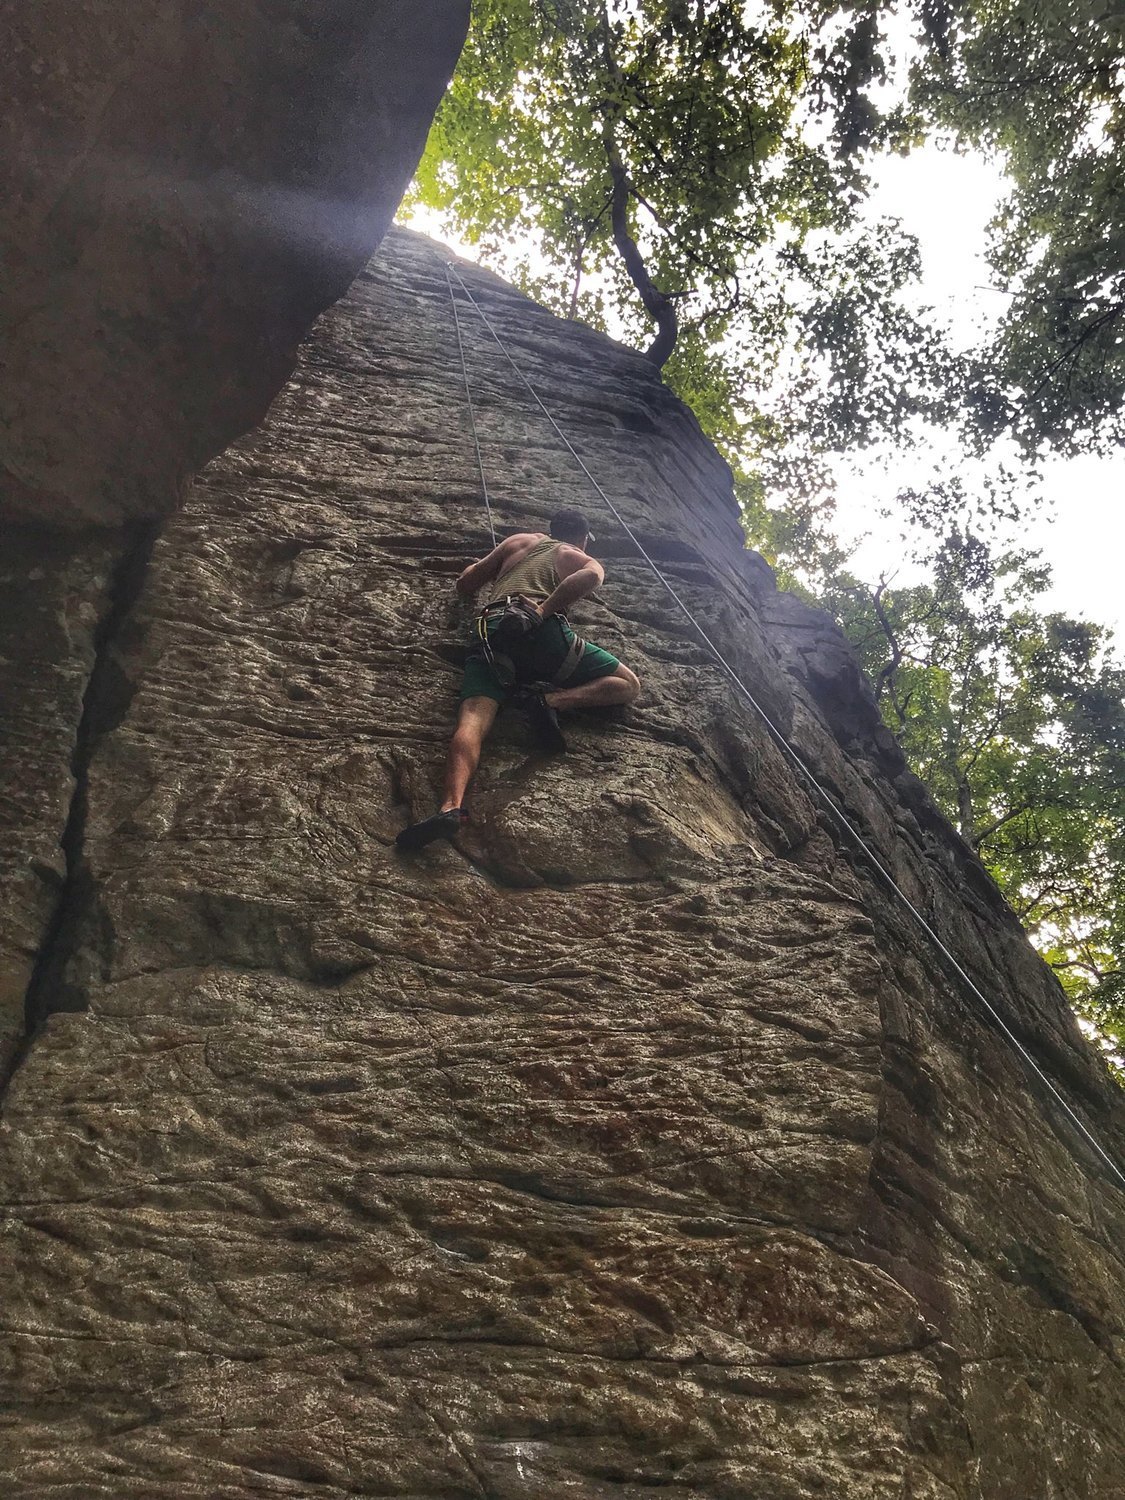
top-left (396, 508), bottom-right (640, 851)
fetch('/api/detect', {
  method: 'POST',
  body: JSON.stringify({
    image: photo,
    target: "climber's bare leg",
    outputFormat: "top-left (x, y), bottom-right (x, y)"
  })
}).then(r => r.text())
top-left (544, 664), bottom-right (640, 712)
top-left (441, 695), bottom-right (500, 810)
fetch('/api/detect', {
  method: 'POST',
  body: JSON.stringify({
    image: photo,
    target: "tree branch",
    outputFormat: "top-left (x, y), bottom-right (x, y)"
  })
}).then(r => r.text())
top-left (603, 128), bottom-right (678, 366)
top-left (598, 5), bottom-right (678, 368)
top-left (869, 581), bottom-right (909, 725)
top-left (1025, 300), bottom-right (1125, 406)
top-left (973, 801), bottom-right (1033, 849)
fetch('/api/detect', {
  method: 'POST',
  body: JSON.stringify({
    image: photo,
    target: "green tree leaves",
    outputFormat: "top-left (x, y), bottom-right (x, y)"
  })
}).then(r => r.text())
top-left (415, 1), bottom-right (1125, 454)
top-left (914, 0), bottom-right (1125, 449)
top-left (409, 0), bottom-right (948, 465)
top-left (826, 535), bottom-right (1125, 1068)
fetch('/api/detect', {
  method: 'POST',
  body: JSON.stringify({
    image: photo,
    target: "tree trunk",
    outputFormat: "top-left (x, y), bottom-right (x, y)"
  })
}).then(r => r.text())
top-left (597, 3), bottom-right (677, 367)
top-left (957, 778), bottom-right (976, 844)
top-left (603, 127), bottom-right (678, 367)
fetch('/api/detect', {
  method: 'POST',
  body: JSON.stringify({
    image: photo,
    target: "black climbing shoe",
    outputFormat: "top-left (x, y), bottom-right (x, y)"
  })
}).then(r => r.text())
top-left (395, 808), bottom-right (466, 852)
top-left (520, 690), bottom-right (567, 755)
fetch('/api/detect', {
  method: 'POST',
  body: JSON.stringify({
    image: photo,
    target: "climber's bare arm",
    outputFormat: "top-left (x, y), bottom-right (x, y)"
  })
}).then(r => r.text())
top-left (539, 551), bottom-right (604, 619)
top-left (455, 534), bottom-right (534, 597)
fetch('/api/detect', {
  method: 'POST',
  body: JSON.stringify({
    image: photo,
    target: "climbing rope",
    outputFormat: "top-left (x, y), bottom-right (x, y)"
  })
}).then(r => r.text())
top-left (445, 260), bottom-right (496, 548)
top-left (444, 257), bottom-right (1125, 1194)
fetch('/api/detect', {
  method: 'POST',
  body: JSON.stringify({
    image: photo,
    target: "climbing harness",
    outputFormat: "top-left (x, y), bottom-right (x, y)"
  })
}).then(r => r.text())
top-left (442, 257), bottom-right (1125, 1195)
top-left (472, 597), bottom-right (586, 689)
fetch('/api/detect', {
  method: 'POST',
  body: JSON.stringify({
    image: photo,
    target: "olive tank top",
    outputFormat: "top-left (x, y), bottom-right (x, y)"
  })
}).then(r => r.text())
top-left (488, 537), bottom-right (562, 604)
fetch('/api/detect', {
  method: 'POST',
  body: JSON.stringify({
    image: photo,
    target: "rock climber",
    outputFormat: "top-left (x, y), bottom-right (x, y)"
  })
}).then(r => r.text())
top-left (395, 508), bottom-right (640, 851)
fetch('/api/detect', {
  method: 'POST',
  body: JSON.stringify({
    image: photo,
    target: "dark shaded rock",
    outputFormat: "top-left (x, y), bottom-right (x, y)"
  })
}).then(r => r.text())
top-left (0, 230), bottom-right (1121, 1496)
top-left (0, 0), bottom-right (470, 529)
top-left (0, 0), bottom-right (467, 1092)
top-left (0, 527), bottom-right (126, 1073)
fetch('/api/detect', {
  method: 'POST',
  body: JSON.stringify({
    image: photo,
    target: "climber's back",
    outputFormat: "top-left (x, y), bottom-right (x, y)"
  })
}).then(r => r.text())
top-left (487, 535), bottom-right (562, 603)
top-left (484, 529), bottom-right (592, 605)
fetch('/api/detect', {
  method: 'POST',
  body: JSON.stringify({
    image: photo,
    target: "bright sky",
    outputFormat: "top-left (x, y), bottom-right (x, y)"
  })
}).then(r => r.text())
top-left (833, 145), bottom-right (1125, 643)
top-left (404, 143), bottom-right (1125, 644)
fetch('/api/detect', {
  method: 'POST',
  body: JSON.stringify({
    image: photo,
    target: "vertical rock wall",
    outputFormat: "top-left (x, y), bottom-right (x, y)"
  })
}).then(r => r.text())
top-left (0, 229), bottom-right (1121, 1497)
top-left (0, 0), bottom-right (468, 1074)
top-left (0, 0), bottom-right (469, 528)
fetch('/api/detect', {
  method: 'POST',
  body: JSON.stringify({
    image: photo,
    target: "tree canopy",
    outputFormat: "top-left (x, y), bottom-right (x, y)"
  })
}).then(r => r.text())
top-left (913, 0), bottom-right (1125, 451)
top-left (821, 534), bottom-right (1125, 1067)
top-left (414, 0), bottom-right (1125, 460)
top-left (411, 0), bottom-right (953, 461)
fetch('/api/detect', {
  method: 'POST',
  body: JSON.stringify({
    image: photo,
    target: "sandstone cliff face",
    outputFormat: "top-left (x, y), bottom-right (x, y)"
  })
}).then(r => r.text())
top-left (0, 228), bottom-right (1122, 1497)
top-left (0, 0), bottom-right (470, 530)
top-left (0, 1), bottom-right (468, 1075)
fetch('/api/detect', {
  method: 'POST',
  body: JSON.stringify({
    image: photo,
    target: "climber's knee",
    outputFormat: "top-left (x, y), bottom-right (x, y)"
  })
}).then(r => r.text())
top-left (453, 695), bottom-right (499, 749)
top-left (613, 664), bottom-right (641, 704)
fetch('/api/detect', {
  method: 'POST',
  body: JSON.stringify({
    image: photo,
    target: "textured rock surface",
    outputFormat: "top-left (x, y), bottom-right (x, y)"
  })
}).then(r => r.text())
top-left (0, 228), bottom-right (1122, 1496)
top-left (0, 0), bottom-right (469, 528)
top-left (0, 526), bottom-right (139, 1075)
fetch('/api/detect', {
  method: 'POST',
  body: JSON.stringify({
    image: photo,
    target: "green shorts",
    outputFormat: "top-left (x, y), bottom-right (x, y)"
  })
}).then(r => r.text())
top-left (460, 615), bottom-right (621, 704)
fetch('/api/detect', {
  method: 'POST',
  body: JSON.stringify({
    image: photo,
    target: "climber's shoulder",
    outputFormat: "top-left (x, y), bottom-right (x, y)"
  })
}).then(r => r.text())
top-left (503, 530), bottom-right (547, 552)
top-left (554, 540), bottom-right (602, 582)
top-left (490, 530), bottom-right (548, 569)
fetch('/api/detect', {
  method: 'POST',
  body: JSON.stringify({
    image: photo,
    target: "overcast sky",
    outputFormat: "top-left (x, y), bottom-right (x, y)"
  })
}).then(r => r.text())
top-left (832, 144), bottom-right (1125, 642)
